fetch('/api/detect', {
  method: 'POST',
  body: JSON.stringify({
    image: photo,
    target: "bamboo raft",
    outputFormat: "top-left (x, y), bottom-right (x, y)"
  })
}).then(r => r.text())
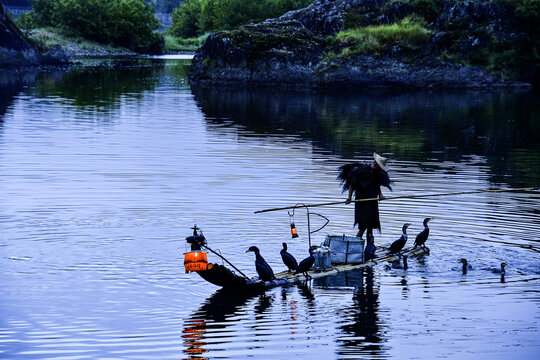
top-left (193, 246), bottom-right (429, 291)
top-left (188, 188), bottom-right (536, 291)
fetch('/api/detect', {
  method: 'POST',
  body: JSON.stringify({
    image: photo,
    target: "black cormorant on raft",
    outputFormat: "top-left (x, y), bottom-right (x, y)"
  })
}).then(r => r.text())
top-left (296, 245), bottom-right (318, 280)
top-left (413, 217), bottom-right (432, 251)
top-left (246, 246), bottom-right (276, 283)
top-left (280, 242), bottom-right (298, 273)
top-left (388, 223), bottom-right (411, 257)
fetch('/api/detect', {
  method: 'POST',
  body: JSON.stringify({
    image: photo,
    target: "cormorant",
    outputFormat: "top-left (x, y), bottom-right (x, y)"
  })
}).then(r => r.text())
top-left (364, 234), bottom-right (377, 263)
top-left (246, 246), bottom-right (275, 282)
top-left (388, 223), bottom-right (411, 257)
top-left (280, 242), bottom-right (298, 273)
top-left (296, 245), bottom-right (318, 280)
top-left (459, 258), bottom-right (472, 274)
top-left (490, 262), bottom-right (506, 274)
top-left (413, 217), bottom-right (432, 251)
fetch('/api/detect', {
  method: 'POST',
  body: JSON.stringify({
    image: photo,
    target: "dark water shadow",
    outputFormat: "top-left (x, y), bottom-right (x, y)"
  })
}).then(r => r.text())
top-left (315, 267), bottom-right (387, 357)
top-left (182, 267), bottom-right (388, 358)
top-left (193, 87), bottom-right (540, 188)
top-left (0, 70), bottom-right (41, 120)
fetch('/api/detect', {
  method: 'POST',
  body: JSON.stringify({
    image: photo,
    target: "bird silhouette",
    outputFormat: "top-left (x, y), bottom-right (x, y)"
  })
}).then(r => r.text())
top-left (413, 217), bottom-right (432, 251)
top-left (364, 234), bottom-right (377, 263)
top-left (490, 262), bottom-right (506, 275)
top-left (459, 258), bottom-right (472, 274)
top-left (296, 245), bottom-right (318, 280)
top-left (246, 246), bottom-right (275, 283)
top-left (280, 242), bottom-right (298, 272)
top-left (388, 223), bottom-right (411, 258)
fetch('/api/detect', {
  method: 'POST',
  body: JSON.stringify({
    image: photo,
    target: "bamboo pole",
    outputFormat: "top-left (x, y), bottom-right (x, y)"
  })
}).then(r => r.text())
top-left (254, 187), bottom-right (537, 214)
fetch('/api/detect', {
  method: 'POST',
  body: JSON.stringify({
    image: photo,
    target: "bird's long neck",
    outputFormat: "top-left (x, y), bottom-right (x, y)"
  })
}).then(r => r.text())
top-left (255, 252), bottom-right (264, 261)
top-left (462, 262), bottom-right (467, 272)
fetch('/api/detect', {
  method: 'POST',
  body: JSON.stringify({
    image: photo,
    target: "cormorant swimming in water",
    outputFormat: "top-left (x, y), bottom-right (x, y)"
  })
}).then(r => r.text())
top-left (459, 258), bottom-right (472, 274)
top-left (490, 262), bottom-right (506, 274)
top-left (413, 217), bottom-right (432, 251)
top-left (388, 223), bottom-right (411, 257)
top-left (280, 242), bottom-right (298, 272)
top-left (246, 246), bottom-right (275, 282)
top-left (364, 234), bottom-right (377, 263)
top-left (296, 245), bottom-right (318, 280)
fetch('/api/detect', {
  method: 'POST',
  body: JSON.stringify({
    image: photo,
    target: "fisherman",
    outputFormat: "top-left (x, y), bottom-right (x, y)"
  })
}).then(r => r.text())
top-left (337, 153), bottom-right (392, 243)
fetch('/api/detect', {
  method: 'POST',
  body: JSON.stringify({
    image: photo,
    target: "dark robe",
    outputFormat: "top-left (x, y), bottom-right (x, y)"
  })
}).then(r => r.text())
top-left (337, 163), bottom-right (392, 231)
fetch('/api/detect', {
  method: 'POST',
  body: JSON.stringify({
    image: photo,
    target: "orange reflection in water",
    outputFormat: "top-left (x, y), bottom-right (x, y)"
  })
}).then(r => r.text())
top-left (182, 319), bottom-right (207, 359)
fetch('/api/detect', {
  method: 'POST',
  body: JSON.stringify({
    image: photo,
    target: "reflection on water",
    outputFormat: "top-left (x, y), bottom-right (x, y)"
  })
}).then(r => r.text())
top-left (0, 58), bottom-right (539, 359)
top-left (194, 87), bottom-right (540, 188)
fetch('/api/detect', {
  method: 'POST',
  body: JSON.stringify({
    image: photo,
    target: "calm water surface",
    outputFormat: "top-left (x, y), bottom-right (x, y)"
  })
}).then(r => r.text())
top-left (0, 57), bottom-right (539, 359)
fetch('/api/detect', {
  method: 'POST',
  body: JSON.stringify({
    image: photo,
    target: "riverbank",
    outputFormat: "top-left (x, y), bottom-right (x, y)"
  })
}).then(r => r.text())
top-left (22, 28), bottom-right (138, 57)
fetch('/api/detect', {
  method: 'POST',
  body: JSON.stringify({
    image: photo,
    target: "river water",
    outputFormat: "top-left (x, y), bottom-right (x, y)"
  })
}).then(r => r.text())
top-left (1, 56), bottom-right (539, 359)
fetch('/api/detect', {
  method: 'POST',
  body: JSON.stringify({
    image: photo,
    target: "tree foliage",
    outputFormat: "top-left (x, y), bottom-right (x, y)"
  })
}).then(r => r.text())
top-left (170, 0), bottom-right (312, 38)
top-left (16, 0), bottom-right (163, 53)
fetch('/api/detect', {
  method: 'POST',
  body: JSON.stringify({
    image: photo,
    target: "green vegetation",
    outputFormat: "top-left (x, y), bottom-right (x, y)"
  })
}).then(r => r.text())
top-left (164, 33), bottom-right (209, 51)
top-left (22, 27), bottom-right (130, 54)
top-left (169, 0), bottom-right (312, 38)
top-left (338, 0), bottom-right (540, 79)
top-left (329, 17), bottom-right (432, 58)
top-left (16, 0), bottom-right (163, 54)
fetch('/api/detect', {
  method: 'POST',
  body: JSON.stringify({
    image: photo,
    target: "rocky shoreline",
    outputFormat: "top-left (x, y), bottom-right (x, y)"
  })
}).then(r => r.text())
top-left (189, 0), bottom-right (535, 90)
top-left (1, 6), bottom-right (70, 67)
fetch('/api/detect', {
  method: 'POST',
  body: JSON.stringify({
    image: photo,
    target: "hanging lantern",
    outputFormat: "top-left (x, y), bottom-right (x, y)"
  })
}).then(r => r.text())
top-left (289, 212), bottom-right (299, 238)
top-left (290, 223), bottom-right (299, 238)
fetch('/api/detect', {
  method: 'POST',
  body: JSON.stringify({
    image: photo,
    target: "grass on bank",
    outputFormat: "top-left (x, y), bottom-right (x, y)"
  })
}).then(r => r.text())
top-left (164, 33), bottom-right (209, 52)
top-left (334, 17), bottom-right (432, 55)
top-left (23, 27), bottom-right (132, 54)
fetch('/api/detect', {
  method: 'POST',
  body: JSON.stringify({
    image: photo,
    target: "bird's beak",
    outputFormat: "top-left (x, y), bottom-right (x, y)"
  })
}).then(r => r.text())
top-left (245, 249), bottom-right (251, 253)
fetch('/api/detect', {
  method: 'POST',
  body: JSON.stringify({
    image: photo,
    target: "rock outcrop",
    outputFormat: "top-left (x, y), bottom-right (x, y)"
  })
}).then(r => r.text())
top-left (189, 0), bottom-right (533, 89)
top-left (0, 5), bottom-right (40, 66)
top-left (0, 6), bottom-right (70, 66)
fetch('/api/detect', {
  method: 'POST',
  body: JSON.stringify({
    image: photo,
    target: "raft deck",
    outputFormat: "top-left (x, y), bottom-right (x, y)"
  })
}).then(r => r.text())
top-left (196, 247), bottom-right (429, 290)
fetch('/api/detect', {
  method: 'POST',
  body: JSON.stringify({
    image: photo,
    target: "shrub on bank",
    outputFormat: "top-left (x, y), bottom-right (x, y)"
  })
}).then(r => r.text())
top-left (170, 0), bottom-right (313, 38)
top-left (16, 0), bottom-right (164, 54)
